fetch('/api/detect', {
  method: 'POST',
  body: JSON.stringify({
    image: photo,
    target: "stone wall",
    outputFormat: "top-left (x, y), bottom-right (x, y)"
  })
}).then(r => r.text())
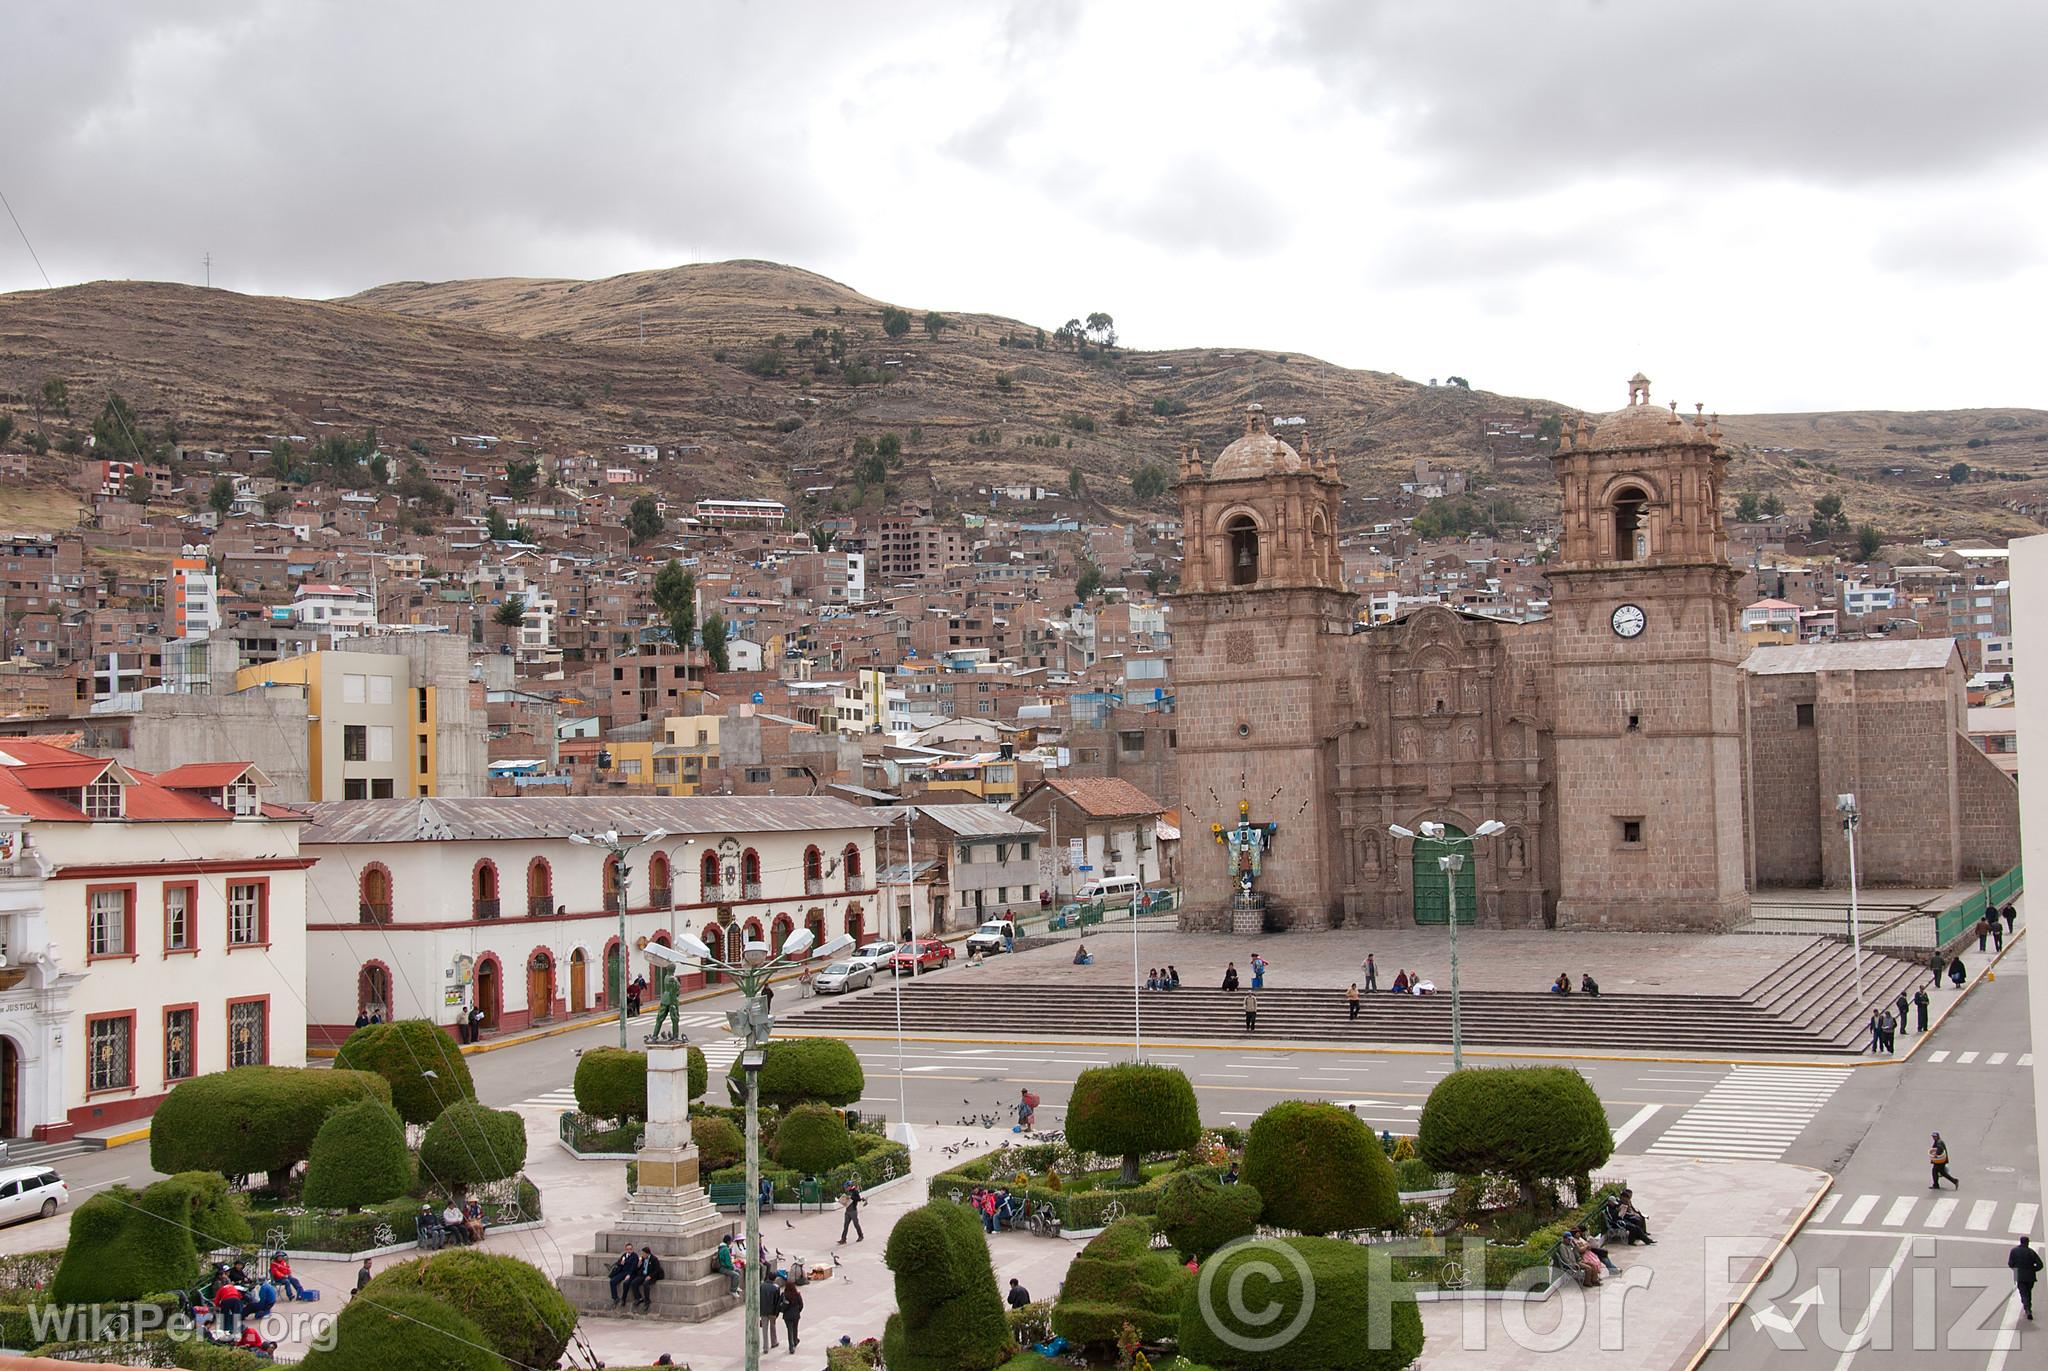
top-left (1745, 672), bottom-right (1822, 885)
top-left (1956, 732), bottom-right (2022, 878)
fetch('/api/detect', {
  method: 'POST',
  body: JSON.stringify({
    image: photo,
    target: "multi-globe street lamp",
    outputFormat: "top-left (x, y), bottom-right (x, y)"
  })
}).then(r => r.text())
top-left (1388, 818), bottom-right (1504, 1071)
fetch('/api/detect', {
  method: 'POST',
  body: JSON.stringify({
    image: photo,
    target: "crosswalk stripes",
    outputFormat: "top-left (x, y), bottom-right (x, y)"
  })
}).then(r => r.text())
top-left (1925, 1049), bottom-right (2031, 1067)
top-left (1644, 1065), bottom-right (1848, 1163)
top-left (1809, 1192), bottom-right (2040, 1237)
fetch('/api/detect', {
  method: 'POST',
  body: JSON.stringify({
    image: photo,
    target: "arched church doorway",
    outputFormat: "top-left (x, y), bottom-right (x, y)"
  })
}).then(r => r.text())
top-left (0, 1039), bottom-right (16, 1138)
top-left (1411, 827), bottom-right (1477, 925)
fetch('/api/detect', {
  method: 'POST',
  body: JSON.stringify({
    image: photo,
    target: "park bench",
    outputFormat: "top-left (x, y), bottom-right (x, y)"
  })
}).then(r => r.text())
top-left (706, 1183), bottom-right (746, 1209)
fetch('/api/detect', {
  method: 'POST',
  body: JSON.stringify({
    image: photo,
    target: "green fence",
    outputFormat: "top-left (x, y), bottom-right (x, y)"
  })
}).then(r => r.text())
top-left (1935, 865), bottom-right (2022, 946)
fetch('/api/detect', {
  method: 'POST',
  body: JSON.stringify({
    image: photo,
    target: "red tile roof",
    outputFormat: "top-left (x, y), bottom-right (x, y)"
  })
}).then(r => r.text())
top-left (0, 741), bottom-right (258, 824)
top-left (154, 762), bottom-right (255, 788)
top-left (1032, 776), bottom-right (1165, 819)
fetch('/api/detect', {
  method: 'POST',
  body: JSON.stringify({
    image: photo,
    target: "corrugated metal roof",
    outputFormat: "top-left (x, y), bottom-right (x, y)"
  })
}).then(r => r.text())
top-left (896, 804), bottom-right (1043, 838)
top-left (1741, 640), bottom-right (1959, 675)
top-left (300, 795), bottom-right (887, 845)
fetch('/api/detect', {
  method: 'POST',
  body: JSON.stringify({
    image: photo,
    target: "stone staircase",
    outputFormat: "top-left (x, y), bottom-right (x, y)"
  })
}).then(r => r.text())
top-left (558, 1187), bottom-right (742, 1321)
top-left (788, 937), bottom-right (1928, 1056)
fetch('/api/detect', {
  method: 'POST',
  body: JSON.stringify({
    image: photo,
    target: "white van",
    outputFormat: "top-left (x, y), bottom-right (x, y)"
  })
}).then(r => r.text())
top-left (1075, 875), bottom-right (1143, 910)
top-left (0, 1166), bottom-right (67, 1225)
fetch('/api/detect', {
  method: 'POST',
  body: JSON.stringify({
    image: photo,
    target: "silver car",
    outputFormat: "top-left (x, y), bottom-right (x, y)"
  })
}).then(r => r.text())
top-left (812, 960), bottom-right (874, 995)
top-left (0, 1166), bottom-right (67, 1225)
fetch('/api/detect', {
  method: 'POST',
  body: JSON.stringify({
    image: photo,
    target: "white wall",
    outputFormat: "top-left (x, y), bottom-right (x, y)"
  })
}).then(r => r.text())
top-left (2005, 535), bottom-right (2048, 1231)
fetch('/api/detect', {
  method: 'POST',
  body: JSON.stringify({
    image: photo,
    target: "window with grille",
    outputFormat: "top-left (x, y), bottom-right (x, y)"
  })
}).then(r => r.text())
top-left (163, 886), bottom-right (191, 951)
top-left (83, 777), bottom-right (123, 819)
top-left (226, 780), bottom-right (259, 816)
top-left (228, 1000), bottom-right (267, 1067)
top-left (343, 725), bottom-right (367, 761)
top-left (89, 889), bottom-right (129, 957)
top-left (89, 1016), bottom-right (132, 1091)
top-left (228, 883), bottom-right (265, 946)
top-left (164, 1008), bottom-right (194, 1081)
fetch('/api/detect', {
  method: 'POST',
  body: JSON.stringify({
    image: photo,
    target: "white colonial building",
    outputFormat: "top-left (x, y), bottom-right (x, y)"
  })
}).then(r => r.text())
top-left (299, 796), bottom-right (885, 1044)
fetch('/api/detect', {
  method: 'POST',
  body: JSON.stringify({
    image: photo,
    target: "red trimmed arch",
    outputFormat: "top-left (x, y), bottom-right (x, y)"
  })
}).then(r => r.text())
top-left (472, 859), bottom-right (501, 919)
top-left (804, 907), bottom-right (827, 945)
top-left (803, 845), bottom-right (823, 886)
top-left (525, 857), bottom-right (554, 917)
top-left (648, 850), bottom-right (673, 907)
top-left (742, 916), bottom-right (765, 944)
top-left (844, 901), bottom-right (865, 944)
top-left (740, 848), bottom-right (762, 892)
top-left (525, 944), bottom-right (557, 1025)
top-left (601, 935), bottom-right (623, 1009)
top-left (359, 863), bottom-right (393, 923)
top-left (357, 959), bottom-right (393, 1017)
top-left (842, 844), bottom-right (864, 891)
top-left (700, 849), bottom-right (720, 901)
top-left (770, 912), bottom-right (795, 953)
top-left (701, 921), bottom-right (726, 986)
top-left (473, 952), bottom-right (504, 1032)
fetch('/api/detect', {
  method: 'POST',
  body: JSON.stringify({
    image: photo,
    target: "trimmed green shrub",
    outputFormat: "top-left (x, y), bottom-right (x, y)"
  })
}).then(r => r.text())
top-left (1048, 1215), bottom-right (1188, 1351)
top-left (880, 1199), bottom-right (1011, 1371)
top-left (725, 1037), bottom-right (865, 1109)
top-left (1241, 1101), bottom-right (1400, 1236)
top-left (180, 1170), bottom-right (254, 1252)
top-left (304, 1098), bottom-right (412, 1210)
top-left (574, 1047), bottom-right (647, 1123)
top-left (355, 1249), bottom-right (576, 1371)
top-left (775, 1102), bottom-right (856, 1175)
top-left (691, 1113), bottom-right (743, 1171)
top-left (1157, 1171), bottom-right (1263, 1259)
top-left (419, 1100), bottom-right (529, 1192)
top-left (50, 1171), bottom-right (250, 1303)
top-left (152, 1066), bottom-right (392, 1179)
top-left (1065, 1063), bottom-right (1201, 1184)
top-left (688, 1042), bottom-right (708, 1100)
top-left (301, 1288), bottom-right (501, 1371)
top-left (335, 1019), bottom-right (477, 1127)
top-left (169, 1339), bottom-right (279, 1370)
top-left (1417, 1067), bottom-right (1614, 1205)
top-left (1178, 1235), bottom-right (1423, 1370)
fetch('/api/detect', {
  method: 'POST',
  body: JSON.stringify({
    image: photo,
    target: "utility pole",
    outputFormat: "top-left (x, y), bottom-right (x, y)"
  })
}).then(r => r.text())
top-left (202, 252), bottom-right (211, 288)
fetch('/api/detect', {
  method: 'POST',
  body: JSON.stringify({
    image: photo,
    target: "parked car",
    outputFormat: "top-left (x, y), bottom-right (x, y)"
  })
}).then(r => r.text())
top-left (849, 940), bottom-right (898, 972)
top-left (0, 1166), bottom-right (67, 1225)
top-left (812, 960), bottom-right (874, 995)
top-left (964, 919), bottom-right (1022, 956)
top-left (887, 938), bottom-right (956, 974)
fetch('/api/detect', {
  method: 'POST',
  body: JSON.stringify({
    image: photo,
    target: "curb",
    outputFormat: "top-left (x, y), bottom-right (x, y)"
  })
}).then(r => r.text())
top-left (1680, 1166), bottom-right (1836, 1371)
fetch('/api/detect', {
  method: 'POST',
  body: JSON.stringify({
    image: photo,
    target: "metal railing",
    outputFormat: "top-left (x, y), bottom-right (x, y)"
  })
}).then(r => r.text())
top-left (527, 895), bottom-right (554, 917)
top-left (472, 898), bottom-right (500, 919)
top-left (741, 881), bottom-right (763, 900)
top-left (358, 902), bottom-right (391, 924)
top-left (702, 884), bottom-right (729, 903)
top-left (648, 886), bottom-right (672, 908)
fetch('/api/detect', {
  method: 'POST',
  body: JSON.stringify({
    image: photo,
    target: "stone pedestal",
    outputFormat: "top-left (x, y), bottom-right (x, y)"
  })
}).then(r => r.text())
top-left (558, 1037), bottom-right (739, 1321)
top-left (1229, 892), bottom-right (1268, 935)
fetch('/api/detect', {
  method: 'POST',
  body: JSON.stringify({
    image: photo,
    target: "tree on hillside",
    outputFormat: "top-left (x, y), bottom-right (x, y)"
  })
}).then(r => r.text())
top-left (1084, 312), bottom-right (1116, 348)
top-left (505, 457), bottom-right (539, 498)
top-left (124, 471), bottom-right (152, 505)
top-left (367, 452), bottom-right (389, 485)
top-left (1445, 375), bottom-right (1471, 389)
top-left (701, 610), bottom-right (730, 673)
top-left (1734, 491), bottom-right (1761, 522)
top-left (207, 477), bottom-right (235, 517)
top-left (493, 596), bottom-right (527, 629)
top-left (0, 416), bottom-right (13, 449)
top-left (651, 559), bottom-right (697, 651)
top-left (1810, 492), bottom-right (1848, 540)
top-left (1067, 466), bottom-right (1084, 497)
top-left (1949, 462), bottom-right (1972, 484)
top-left (38, 377), bottom-right (68, 417)
top-left (626, 494), bottom-right (665, 544)
top-left (877, 432), bottom-right (903, 463)
top-left (809, 526), bottom-right (835, 551)
top-left (1856, 524), bottom-right (1884, 561)
top-left (1130, 464), bottom-right (1170, 500)
top-left (485, 507), bottom-right (514, 541)
top-left (1760, 492), bottom-right (1784, 517)
top-left (93, 392), bottom-right (145, 460)
top-left (922, 311), bottom-right (948, 340)
top-left (880, 306), bottom-right (912, 339)
top-left (1075, 560), bottom-right (1103, 603)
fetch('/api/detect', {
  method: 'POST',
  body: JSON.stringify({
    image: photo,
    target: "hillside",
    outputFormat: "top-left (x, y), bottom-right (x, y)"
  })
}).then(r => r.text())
top-left (1, 260), bottom-right (2043, 539)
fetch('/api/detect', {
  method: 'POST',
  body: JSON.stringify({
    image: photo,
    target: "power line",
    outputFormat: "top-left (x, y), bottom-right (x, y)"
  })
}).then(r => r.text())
top-left (0, 186), bottom-right (52, 288)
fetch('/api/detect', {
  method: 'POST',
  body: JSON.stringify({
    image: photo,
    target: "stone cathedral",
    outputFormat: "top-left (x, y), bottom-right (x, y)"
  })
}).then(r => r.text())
top-left (1172, 375), bottom-right (2019, 934)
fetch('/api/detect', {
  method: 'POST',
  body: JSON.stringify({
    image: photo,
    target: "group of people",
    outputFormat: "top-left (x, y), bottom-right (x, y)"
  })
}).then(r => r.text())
top-left (416, 1198), bottom-right (487, 1248)
top-left (1866, 986), bottom-right (1936, 1054)
top-left (1144, 966), bottom-right (1181, 990)
top-left (711, 1233), bottom-right (807, 1349)
top-left (1549, 972), bottom-right (1601, 997)
top-left (1978, 903), bottom-right (2017, 954)
top-left (968, 1184), bottom-right (1024, 1232)
top-left (1218, 954), bottom-right (1268, 991)
top-left (605, 1244), bottom-right (668, 1311)
top-left (186, 1255), bottom-right (308, 1355)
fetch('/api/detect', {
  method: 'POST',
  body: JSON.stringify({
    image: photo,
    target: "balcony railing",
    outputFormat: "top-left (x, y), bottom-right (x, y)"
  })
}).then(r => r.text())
top-left (805, 877), bottom-right (825, 896)
top-left (649, 886), bottom-right (672, 909)
top-left (702, 884), bottom-right (728, 903)
top-left (472, 898), bottom-right (501, 920)
top-left (528, 895), bottom-right (554, 918)
top-left (844, 877), bottom-right (871, 893)
top-left (359, 902), bottom-right (391, 925)
top-left (741, 881), bottom-right (763, 901)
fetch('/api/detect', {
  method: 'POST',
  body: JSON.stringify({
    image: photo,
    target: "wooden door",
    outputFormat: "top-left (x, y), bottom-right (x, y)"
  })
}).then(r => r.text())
top-left (476, 961), bottom-right (499, 1029)
top-left (528, 960), bottom-right (552, 1023)
top-left (570, 952), bottom-right (587, 1013)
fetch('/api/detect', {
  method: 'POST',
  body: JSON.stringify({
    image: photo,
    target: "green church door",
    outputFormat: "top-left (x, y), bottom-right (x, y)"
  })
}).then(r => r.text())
top-left (1411, 827), bottom-right (1477, 925)
top-left (606, 944), bottom-right (624, 1008)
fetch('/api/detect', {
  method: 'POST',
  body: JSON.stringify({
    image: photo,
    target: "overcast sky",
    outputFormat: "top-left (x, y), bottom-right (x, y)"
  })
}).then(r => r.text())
top-left (6, 1), bottom-right (2044, 414)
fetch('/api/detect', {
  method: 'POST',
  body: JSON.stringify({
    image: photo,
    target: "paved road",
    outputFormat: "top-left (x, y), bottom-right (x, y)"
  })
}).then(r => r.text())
top-left (1713, 941), bottom-right (2038, 1369)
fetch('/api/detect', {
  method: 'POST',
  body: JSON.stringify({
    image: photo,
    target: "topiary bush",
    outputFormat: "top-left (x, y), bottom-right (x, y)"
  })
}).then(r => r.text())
top-left (1417, 1067), bottom-right (1614, 1208)
top-left (335, 1019), bottom-right (477, 1127)
top-left (50, 1171), bottom-right (250, 1303)
top-left (687, 1042), bottom-right (708, 1100)
top-left (419, 1100), bottom-right (529, 1194)
top-left (574, 1047), bottom-right (647, 1122)
top-left (880, 1199), bottom-right (1011, 1371)
top-left (1177, 1235), bottom-right (1424, 1370)
top-left (1065, 1062), bottom-right (1201, 1185)
top-left (774, 1102), bottom-right (856, 1175)
top-left (1048, 1215), bottom-right (1188, 1352)
top-left (1241, 1101), bottom-right (1400, 1236)
top-left (1157, 1171), bottom-right (1263, 1260)
top-left (725, 1036), bottom-right (865, 1109)
top-left (303, 1098), bottom-right (412, 1211)
top-left (355, 1249), bottom-right (576, 1371)
top-left (691, 1113), bottom-right (743, 1171)
top-left (300, 1288), bottom-right (501, 1371)
top-left (152, 1065), bottom-right (392, 1179)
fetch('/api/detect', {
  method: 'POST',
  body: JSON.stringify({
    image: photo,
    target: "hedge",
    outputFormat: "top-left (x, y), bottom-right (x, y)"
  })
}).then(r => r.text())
top-left (692, 1114), bottom-right (743, 1171)
top-left (1418, 1067), bottom-right (1614, 1203)
top-left (244, 1177), bottom-right (540, 1255)
top-left (1047, 1215), bottom-right (1188, 1351)
top-left (700, 1137), bottom-right (910, 1201)
top-left (1065, 1063), bottom-right (1201, 1185)
top-left (420, 1100), bottom-right (529, 1190)
top-left (881, 1200), bottom-right (1011, 1371)
top-left (303, 1099), bottom-right (412, 1210)
top-left (774, 1103), bottom-right (856, 1175)
top-left (152, 1066), bottom-right (392, 1179)
top-left (1157, 1171), bottom-right (1262, 1259)
top-left (334, 1019), bottom-right (477, 1127)
top-left (300, 1288), bottom-right (500, 1371)
top-left (574, 1047), bottom-right (648, 1122)
top-left (725, 1036), bottom-right (864, 1109)
top-left (19, 1335), bottom-right (273, 1369)
top-left (926, 1152), bottom-right (1213, 1232)
top-left (1177, 1235), bottom-right (1424, 1370)
top-left (354, 1249), bottom-right (576, 1370)
top-left (51, 1173), bottom-right (249, 1304)
top-left (1385, 1181), bottom-right (1626, 1290)
top-left (1241, 1101), bottom-right (1401, 1236)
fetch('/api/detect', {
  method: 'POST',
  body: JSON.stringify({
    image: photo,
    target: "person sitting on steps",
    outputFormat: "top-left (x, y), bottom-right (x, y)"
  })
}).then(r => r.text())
top-left (1072, 941), bottom-right (1093, 966)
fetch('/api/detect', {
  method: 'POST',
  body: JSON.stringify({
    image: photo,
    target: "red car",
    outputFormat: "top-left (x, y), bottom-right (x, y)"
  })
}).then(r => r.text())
top-left (887, 938), bottom-right (955, 974)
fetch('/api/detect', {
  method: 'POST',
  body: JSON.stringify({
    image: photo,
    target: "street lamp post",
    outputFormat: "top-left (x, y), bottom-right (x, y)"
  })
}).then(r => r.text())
top-left (567, 827), bottom-right (680, 1049)
top-left (645, 923), bottom-right (851, 1371)
top-left (1837, 794), bottom-right (1865, 1008)
top-left (1388, 818), bottom-right (1504, 1071)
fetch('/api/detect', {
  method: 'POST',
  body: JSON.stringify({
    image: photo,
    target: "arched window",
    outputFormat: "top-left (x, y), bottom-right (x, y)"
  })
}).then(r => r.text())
top-left (648, 851), bottom-right (673, 907)
top-left (803, 845), bottom-right (824, 894)
top-left (1226, 515), bottom-right (1260, 586)
top-left (701, 849), bottom-right (722, 902)
top-left (743, 916), bottom-right (765, 945)
top-left (603, 853), bottom-right (624, 911)
top-left (770, 912), bottom-right (795, 953)
top-left (844, 901), bottom-right (865, 945)
top-left (359, 865), bottom-right (392, 924)
top-left (702, 922), bottom-right (726, 986)
top-left (805, 907), bottom-right (827, 945)
top-left (842, 844), bottom-right (864, 892)
top-left (740, 849), bottom-right (762, 898)
top-left (1613, 486), bottom-right (1649, 562)
top-left (526, 858), bottom-right (553, 918)
top-left (472, 860), bottom-right (500, 919)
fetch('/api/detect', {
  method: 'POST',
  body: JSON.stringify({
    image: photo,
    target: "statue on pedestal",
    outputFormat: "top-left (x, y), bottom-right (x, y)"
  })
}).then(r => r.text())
top-left (650, 976), bottom-right (684, 1041)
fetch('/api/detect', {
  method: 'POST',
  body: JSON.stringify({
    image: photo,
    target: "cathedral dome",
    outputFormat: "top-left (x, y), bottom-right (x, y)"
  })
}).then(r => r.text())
top-left (1581, 373), bottom-right (1708, 451)
top-left (1210, 403), bottom-right (1307, 479)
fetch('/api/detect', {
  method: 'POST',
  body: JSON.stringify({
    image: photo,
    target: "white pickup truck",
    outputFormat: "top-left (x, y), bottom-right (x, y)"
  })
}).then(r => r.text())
top-left (964, 918), bottom-right (1022, 956)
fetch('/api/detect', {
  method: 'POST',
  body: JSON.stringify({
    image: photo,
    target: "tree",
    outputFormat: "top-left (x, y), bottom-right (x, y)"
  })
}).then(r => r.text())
top-left (574, 1046), bottom-right (649, 1123)
top-left (484, 507), bottom-right (514, 541)
top-left (0, 416), bottom-right (13, 448)
top-left (1445, 374), bottom-right (1471, 389)
top-left (352, 1250), bottom-right (578, 1371)
top-left (1067, 466), bottom-right (1084, 496)
top-left (724, 1036), bottom-right (864, 1109)
top-left (1050, 1215), bottom-right (1188, 1352)
top-left (1074, 560), bottom-right (1103, 603)
top-left (335, 1019), bottom-right (478, 1126)
top-left (651, 559), bottom-right (697, 650)
top-left (1948, 461), bottom-right (1972, 484)
top-left (208, 476), bottom-right (236, 516)
top-left (1065, 1062), bottom-right (1200, 1185)
top-left (877, 432), bottom-right (902, 462)
top-left (1084, 312), bottom-right (1116, 348)
top-left (881, 1200), bottom-right (1012, 1371)
top-left (691, 1113), bottom-right (743, 1171)
top-left (1810, 492), bottom-right (1847, 541)
top-left (93, 392), bottom-right (145, 459)
top-left (701, 610), bottom-right (730, 672)
top-left (39, 377), bottom-right (68, 416)
top-left (774, 1102), bottom-right (857, 1174)
top-left (300, 1288), bottom-right (501, 1371)
top-left (922, 311), bottom-right (948, 339)
top-left (626, 494), bottom-right (665, 544)
top-left (1856, 523), bottom-right (1884, 561)
top-left (262, 489), bottom-right (293, 517)
top-left (1156, 1170), bottom-right (1262, 1260)
top-left (302, 1098), bottom-right (412, 1211)
top-left (123, 470), bottom-right (152, 505)
top-left (152, 1065), bottom-right (391, 1180)
top-left (1177, 1235), bottom-right (1424, 1371)
top-left (505, 457), bottom-right (539, 498)
top-left (880, 306), bottom-right (912, 339)
top-left (1130, 464), bottom-right (1170, 500)
top-left (418, 1099), bottom-right (529, 1194)
top-left (1735, 491), bottom-right (1761, 522)
top-left (1417, 1066), bottom-right (1614, 1208)
top-left (1760, 492), bottom-right (1784, 517)
top-left (51, 1171), bottom-right (248, 1304)
top-left (1241, 1099), bottom-right (1401, 1235)
top-left (493, 596), bottom-right (528, 629)
top-left (368, 451), bottom-right (390, 485)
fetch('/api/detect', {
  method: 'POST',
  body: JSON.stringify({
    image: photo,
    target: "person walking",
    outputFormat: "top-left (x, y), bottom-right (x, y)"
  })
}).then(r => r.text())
top-left (1949, 955), bottom-right (1968, 988)
top-left (353, 1259), bottom-right (372, 1300)
top-left (1929, 1132), bottom-right (1959, 1189)
top-left (1930, 949), bottom-right (1947, 989)
top-left (2009, 1234), bottom-right (2043, 1321)
top-left (1243, 991), bottom-right (1258, 1033)
top-left (777, 1274), bottom-right (804, 1350)
top-left (2002, 902), bottom-right (2017, 937)
top-left (1250, 953), bottom-right (1267, 991)
top-left (1878, 1009), bottom-right (1896, 1054)
top-left (837, 1181), bottom-right (865, 1243)
top-left (1363, 954), bottom-right (1378, 992)
top-left (1893, 990), bottom-right (1910, 1038)
top-left (1991, 916), bottom-right (2005, 953)
top-left (1913, 986), bottom-right (1930, 1033)
top-left (1346, 983), bottom-right (1361, 1021)
top-left (1978, 915), bottom-right (1992, 953)
top-left (757, 1269), bottom-right (782, 1349)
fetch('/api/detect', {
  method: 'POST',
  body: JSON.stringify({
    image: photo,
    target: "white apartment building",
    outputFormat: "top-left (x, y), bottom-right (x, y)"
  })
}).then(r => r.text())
top-left (292, 584), bottom-right (378, 631)
top-left (1840, 583), bottom-right (1897, 617)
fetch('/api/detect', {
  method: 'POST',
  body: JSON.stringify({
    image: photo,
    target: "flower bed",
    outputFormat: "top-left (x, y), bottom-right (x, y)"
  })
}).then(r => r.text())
top-left (1382, 1179), bottom-right (1626, 1291)
top-left (926, 1142), bottom-right (1223, 1233)
top-left (558, 1111), bottom-right (643, 1157)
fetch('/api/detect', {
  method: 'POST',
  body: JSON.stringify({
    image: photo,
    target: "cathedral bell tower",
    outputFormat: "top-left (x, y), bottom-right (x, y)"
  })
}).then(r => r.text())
top-left (1171, 405), bottom-right (1351, 930)
top-left (1547, 375), bottom-right (1747, 930)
